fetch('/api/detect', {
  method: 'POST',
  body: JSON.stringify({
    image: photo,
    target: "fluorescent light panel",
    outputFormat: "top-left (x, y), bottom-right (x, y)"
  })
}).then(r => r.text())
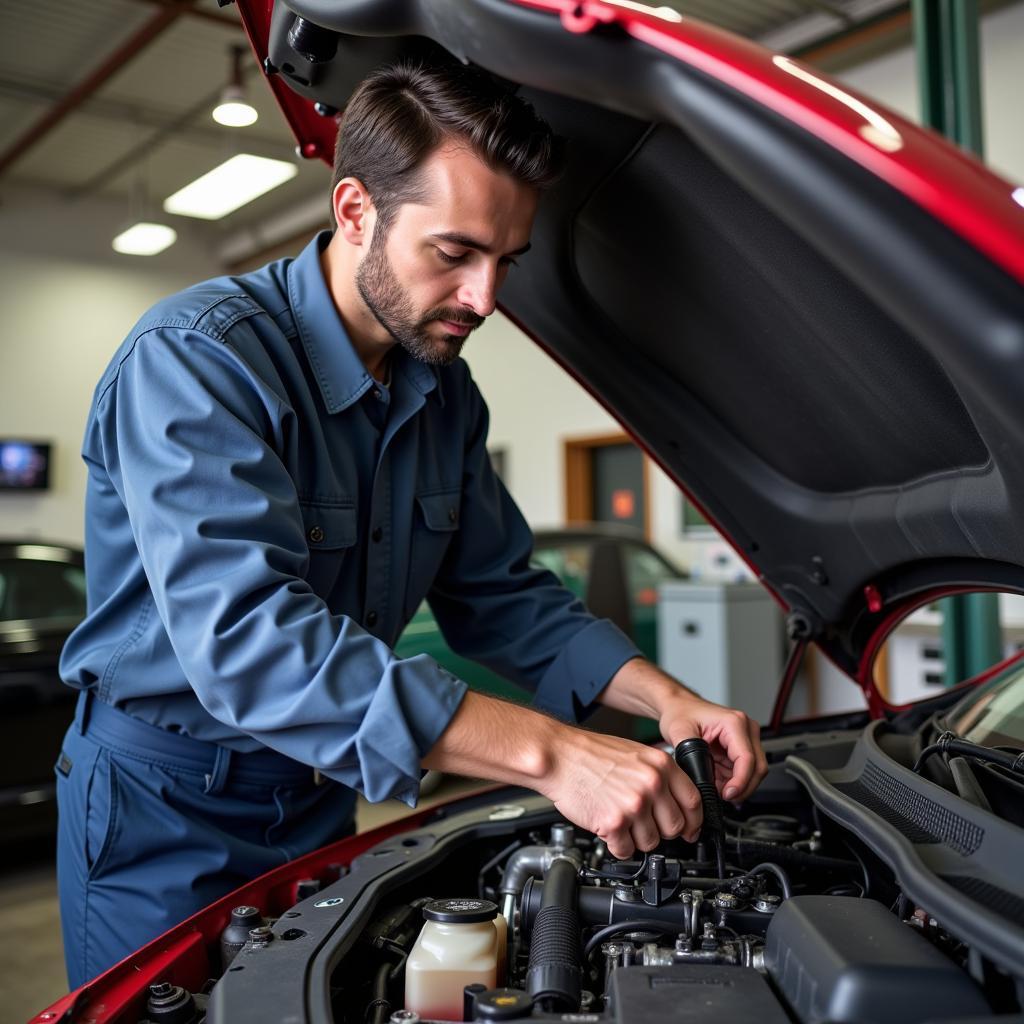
top-left (112, 222), bottom-right (177, 255)
top-left (164, 154), bottom-right (297, 220)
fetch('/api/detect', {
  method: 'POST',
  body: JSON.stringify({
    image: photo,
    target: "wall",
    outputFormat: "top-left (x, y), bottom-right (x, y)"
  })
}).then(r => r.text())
top-left (0, 185), bottom-right (221, 545)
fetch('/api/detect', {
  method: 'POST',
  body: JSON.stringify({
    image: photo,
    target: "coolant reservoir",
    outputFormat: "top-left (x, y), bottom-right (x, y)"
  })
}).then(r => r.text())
top-left (405, 898), bottom-right (499, 1021)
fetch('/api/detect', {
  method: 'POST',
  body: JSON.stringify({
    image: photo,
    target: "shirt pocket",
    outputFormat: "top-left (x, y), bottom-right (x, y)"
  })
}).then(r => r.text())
top-left (405, 489), bottom-right (461, 618)
top-left (299, 501), bottom-right (357, 598)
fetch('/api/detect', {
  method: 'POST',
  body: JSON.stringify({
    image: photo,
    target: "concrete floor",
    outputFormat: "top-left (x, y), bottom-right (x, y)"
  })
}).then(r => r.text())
top-left (2, 775), bottom-right (488, 1023)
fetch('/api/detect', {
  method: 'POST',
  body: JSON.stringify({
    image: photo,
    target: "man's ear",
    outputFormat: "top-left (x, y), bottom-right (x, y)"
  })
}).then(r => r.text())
top-left (333, 177), bottom-right (374, 247)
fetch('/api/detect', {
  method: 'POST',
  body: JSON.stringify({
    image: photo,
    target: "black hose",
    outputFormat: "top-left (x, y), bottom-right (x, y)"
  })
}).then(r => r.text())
top-left (366, 963), bottom-right (391, 1024)
top-left (743, 862), bottom-right (792, 900)
top-left (728, 838), bottom-right (860, 873)
top-left (477, 839), bottom-right (522, 898)
top-left (527, 858), bottom-right (581, 1013)
top-left (913, 732), bottom-right (1024, 776)
top-left (582, 919), bottom-right (682, 960)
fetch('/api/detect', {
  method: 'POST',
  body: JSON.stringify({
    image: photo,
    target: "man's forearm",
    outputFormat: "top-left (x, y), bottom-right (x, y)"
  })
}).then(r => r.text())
top-left (421, 689), bottom-right (562, 788)
top-left (597, 656), bottom-right (698, 719)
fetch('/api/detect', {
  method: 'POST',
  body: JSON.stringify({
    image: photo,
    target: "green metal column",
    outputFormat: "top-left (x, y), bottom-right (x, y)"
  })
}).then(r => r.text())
top-left (914, 0), bottom-right (1001, 683)
top-left (913, 0), bottom-right (985, 153)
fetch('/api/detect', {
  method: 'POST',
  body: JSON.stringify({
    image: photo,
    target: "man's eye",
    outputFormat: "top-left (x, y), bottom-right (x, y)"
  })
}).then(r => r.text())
top-left (499, 257), bottom-right (519, 269)
top-left (436, 249), bottom-right (463, 264)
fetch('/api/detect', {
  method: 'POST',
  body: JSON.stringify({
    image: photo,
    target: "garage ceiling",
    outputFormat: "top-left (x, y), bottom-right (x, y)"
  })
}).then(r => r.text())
top-left (0, 0), bottom-right (963, 253)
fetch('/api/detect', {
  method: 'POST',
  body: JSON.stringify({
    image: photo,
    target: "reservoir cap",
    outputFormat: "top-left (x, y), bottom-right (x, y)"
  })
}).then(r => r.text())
top-left (423, 898), bottom-right (498, 924)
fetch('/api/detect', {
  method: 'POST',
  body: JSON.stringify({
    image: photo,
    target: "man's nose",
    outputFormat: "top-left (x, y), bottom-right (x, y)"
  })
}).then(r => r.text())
top-left (456, 263), bottom-right (499, 318)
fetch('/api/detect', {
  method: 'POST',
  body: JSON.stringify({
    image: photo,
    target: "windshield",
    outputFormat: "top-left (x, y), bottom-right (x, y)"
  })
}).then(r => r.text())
top-left (946, 658), bottom-right (1024, 748)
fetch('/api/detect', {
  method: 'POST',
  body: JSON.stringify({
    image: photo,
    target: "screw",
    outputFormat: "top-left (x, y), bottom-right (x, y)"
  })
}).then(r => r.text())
top-left (249, 925), bottom-right (274, 947)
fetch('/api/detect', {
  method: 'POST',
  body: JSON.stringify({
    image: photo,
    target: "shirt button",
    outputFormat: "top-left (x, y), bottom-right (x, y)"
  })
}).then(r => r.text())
top-left (366, 610), bottom-right (378, 627)
top-left (308, 525), bottom-right (325, 544)
top-left (448, 507), bottom-right (457, 524)
top-left (372, 526), bottom-right (383, 543)
top-left (373, 388), bottom-right (382, 401)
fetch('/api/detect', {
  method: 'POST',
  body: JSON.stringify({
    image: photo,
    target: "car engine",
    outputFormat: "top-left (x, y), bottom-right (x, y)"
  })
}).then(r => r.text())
top-left (122, 712), bottom-right (1024, 1024)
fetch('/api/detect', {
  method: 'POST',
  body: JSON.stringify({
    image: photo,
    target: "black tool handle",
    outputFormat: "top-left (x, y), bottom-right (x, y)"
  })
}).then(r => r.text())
top-left (673, 738), bottom-right (725, 838)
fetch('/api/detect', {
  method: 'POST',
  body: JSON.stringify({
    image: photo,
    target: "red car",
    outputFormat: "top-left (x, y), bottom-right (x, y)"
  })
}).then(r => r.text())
top-left (34, 1), bottom-right (1024, 1022)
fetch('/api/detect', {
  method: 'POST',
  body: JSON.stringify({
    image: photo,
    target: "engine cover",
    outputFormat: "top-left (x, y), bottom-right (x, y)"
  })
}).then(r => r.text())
top-left (608, 965), bottom-right (790, 1024)
top-left (764, 896), bottom-right (990, 1024)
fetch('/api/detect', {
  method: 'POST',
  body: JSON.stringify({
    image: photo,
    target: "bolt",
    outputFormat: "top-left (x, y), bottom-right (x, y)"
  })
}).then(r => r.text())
top-left (753, 894), bottom-right (781, 913)
top-left (249, 925), bottom-right (274, 947)
top-left (149, 982), bottom-right (173, 998)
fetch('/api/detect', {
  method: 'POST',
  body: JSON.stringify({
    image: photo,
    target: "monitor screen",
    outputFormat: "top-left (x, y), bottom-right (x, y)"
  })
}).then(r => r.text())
top-left (0, 441), bottom-right (51, 491)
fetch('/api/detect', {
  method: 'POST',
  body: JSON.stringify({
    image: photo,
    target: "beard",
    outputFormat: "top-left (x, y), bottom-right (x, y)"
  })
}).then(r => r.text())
top-left (355, 225), bottom-right (483, 366)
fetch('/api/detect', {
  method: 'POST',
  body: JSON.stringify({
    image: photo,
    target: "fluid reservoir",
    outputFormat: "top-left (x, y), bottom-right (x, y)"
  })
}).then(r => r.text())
top-left (406, 898), bottom-right (500, 1021)
top-left (494, 912), bottom-right (507, 985)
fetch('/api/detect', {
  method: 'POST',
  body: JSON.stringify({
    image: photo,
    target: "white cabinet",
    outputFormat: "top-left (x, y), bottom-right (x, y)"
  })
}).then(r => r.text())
top-left (657, 581), bottom-right (784, 724)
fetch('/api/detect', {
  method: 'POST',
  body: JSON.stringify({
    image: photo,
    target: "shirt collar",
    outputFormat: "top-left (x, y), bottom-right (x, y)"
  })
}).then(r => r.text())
top-left (287, 231), bottom-right (444, 413)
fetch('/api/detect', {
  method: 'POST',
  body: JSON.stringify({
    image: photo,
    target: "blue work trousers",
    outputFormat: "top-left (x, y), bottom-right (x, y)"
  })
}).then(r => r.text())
top-left (55, 692), bottom-right (356, 988)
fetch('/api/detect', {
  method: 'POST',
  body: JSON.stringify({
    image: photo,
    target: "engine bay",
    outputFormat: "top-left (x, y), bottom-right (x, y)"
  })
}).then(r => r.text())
top-left (126, 711), bottom-right (1024, 1024)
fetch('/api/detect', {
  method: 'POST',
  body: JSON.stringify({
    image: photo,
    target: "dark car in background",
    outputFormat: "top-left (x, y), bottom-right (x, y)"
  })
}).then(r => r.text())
top-left (0, 541), bottom-right (85, 844)
top-left (30, 0), bottom-right (1024, 1021)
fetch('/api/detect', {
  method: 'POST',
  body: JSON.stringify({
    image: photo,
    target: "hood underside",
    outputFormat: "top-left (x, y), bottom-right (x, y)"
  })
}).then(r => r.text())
top-left (241, 0), bottom-right (1024, 681)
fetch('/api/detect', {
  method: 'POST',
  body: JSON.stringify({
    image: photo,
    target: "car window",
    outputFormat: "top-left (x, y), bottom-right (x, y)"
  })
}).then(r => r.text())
top-left (0, 557), bottom-right (87, 622)
top-left (624, 543), bottom-right (679, 607)
top-left (530, 544), bottom-right (592, 599)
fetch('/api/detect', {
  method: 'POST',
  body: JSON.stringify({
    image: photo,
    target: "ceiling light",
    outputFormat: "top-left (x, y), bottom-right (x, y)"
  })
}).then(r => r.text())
top-left (213, 85), bottom-right (258, 127)
top-left (213, 45), bottom-right (258, 128)
top-left (112, 222), bottom-right (177, 255)
top-left (163, 154), bottom-right (298, 220)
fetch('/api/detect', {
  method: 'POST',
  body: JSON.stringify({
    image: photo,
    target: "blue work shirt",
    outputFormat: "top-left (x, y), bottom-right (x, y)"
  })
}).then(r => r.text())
top-left (60, 231), bottom-right (641, 806)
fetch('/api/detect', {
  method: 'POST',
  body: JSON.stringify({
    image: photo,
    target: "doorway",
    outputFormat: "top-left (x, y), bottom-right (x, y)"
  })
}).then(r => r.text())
top-left (564, 434), bottom-right (649, 538)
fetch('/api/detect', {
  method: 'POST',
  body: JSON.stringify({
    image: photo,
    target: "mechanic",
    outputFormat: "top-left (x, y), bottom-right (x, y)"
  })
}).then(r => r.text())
top-left (55, 59), bottom-right (768, 987)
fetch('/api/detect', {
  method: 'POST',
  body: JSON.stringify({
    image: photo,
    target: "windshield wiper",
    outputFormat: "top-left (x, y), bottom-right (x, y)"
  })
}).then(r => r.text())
top-left (913, 730), bottom-right (1024, 778)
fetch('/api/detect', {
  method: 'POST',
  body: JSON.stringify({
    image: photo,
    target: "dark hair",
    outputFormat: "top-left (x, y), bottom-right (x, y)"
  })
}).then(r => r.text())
top-left (330, 59), bottom-right (563, 232)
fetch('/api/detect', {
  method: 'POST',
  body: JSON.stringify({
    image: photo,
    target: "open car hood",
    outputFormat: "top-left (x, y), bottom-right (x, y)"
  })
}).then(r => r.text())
top-left (236, 0), bottom-right (1024, 708)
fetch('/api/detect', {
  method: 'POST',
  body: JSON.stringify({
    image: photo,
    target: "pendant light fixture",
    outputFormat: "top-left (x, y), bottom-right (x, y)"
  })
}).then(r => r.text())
top-left (213, 44), bottom-right (258, 128)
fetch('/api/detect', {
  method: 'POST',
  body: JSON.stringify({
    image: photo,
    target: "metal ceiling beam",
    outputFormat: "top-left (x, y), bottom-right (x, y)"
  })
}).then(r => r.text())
top-left (0, 1), bottom-right (196, 180)
top-left (0, 75), bottom-right (285, 154)
top-left (793, 5), bottom-right (911, 63)
top-left (66, 65), bottom-right (291, 202)
top-left (798, 0), bottom-right (857, 24)
top-left (132, 0), bottom-right (240, 29)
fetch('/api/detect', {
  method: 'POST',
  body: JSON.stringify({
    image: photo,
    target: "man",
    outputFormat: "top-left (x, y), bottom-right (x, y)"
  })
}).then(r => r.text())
top-left (56, 59), bottom-right (767, 987)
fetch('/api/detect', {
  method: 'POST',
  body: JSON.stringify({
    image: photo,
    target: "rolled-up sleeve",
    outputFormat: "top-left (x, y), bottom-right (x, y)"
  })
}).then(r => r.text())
top-left (100, 327), bottom-right (466, 804)
top-left (425, 370), bottom-right (642, 723)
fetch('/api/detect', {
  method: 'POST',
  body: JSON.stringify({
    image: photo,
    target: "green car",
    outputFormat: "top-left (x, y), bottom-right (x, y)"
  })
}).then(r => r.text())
top-left (394, 525), bottom-right (685, 740)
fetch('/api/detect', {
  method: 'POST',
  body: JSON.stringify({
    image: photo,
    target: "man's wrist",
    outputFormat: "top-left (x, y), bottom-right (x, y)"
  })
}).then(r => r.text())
top-left (599, 657), bottom-right (700, 719)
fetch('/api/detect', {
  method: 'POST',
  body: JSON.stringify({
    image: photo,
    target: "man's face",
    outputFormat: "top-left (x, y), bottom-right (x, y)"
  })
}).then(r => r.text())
top-left (355, 143), bottom-right (539, 365)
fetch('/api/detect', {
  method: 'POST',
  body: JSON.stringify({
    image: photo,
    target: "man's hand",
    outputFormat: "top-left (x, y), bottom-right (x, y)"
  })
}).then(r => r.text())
top-left (423, 659), bottom-right (768, 861)
top-left (599, 658), bottom-right (768, 803)
top-left (538, 727), bottom-right (703, 859)
top-left (423, 690), bottom-right (706, 859)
